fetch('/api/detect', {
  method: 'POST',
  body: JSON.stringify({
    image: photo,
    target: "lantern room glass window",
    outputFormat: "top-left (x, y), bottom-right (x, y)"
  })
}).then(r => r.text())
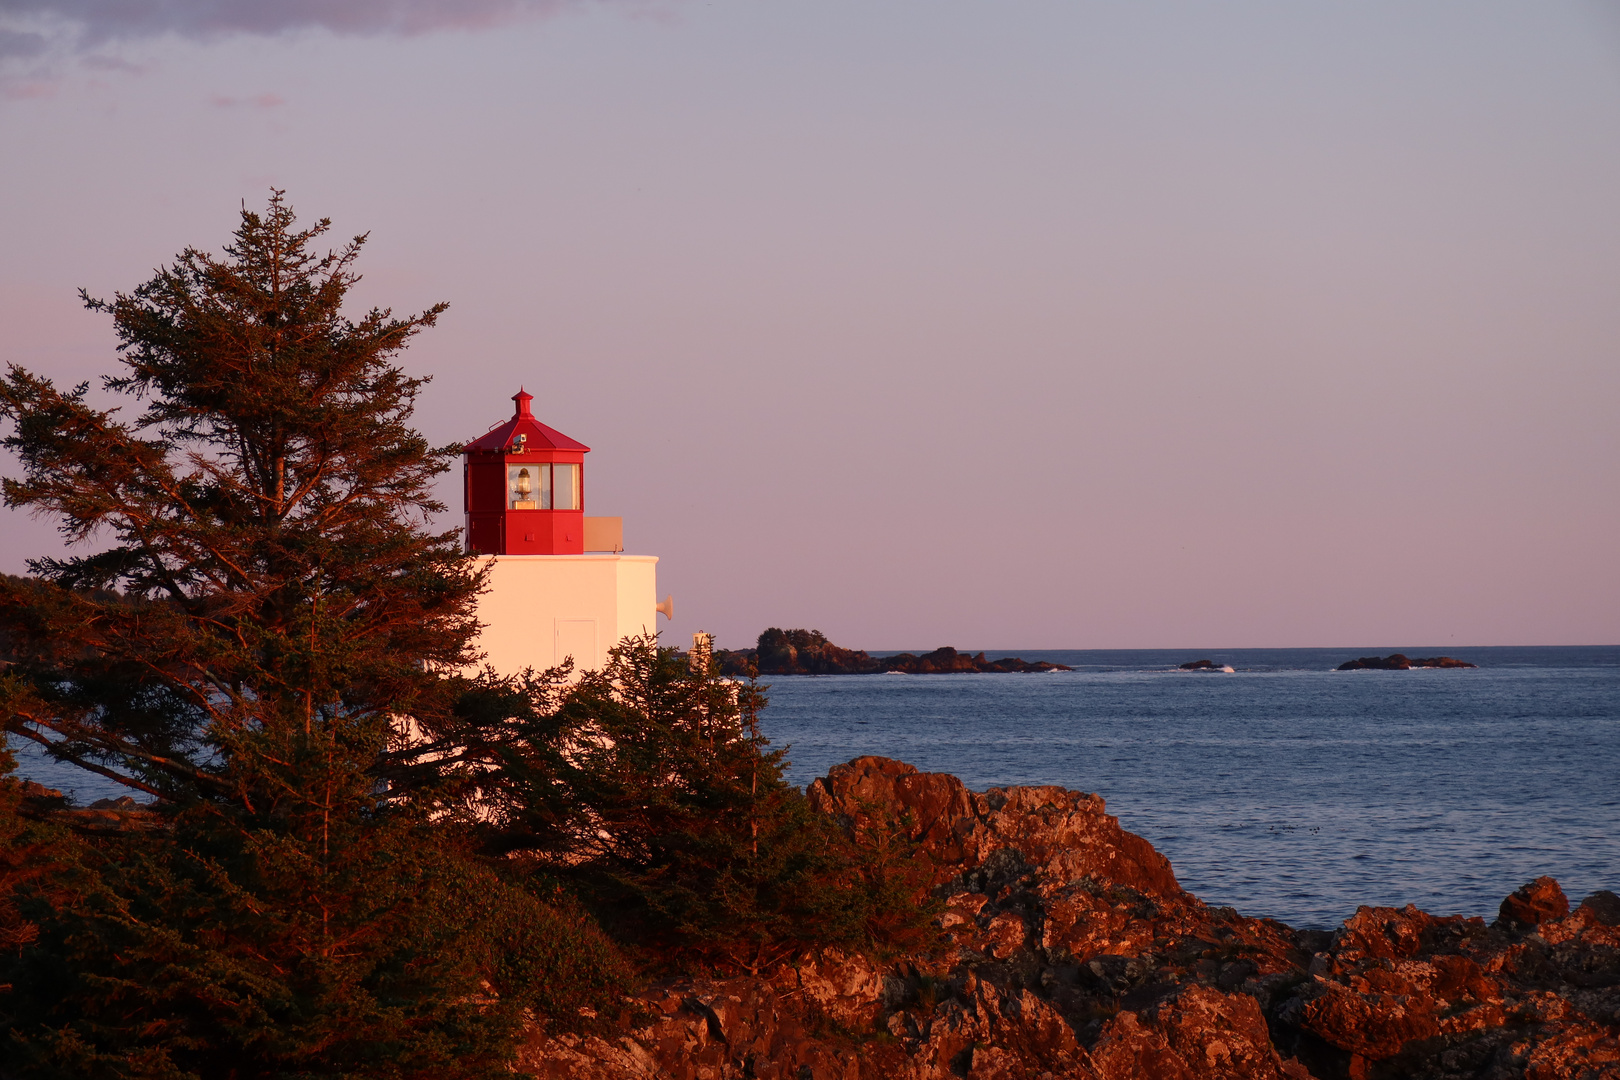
top-left (552, 463), bottom-right (579, 510)
top-left (506, 463), bottom-right (578, 510)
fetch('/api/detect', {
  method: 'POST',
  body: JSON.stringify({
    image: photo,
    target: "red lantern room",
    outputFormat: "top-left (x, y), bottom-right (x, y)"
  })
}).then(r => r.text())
top-left (464, 389), bottom-right (590, 555)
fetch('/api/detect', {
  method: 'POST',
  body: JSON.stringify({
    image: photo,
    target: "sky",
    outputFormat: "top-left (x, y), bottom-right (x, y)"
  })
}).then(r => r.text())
top-left (2, 1), bottom-right (1618, 651)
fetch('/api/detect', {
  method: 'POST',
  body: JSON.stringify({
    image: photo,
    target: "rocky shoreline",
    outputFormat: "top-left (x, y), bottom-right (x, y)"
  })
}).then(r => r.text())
top-left (522, 758), bottom-right (1619, 1080)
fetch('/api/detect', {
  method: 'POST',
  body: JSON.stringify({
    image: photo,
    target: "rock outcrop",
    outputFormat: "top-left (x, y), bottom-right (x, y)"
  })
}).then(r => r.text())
top-left (1337, 654), bottom-right (1477, 670)
top-left (715, 631), bottom-right (1073, 676)
top-left (744, 628), bottom-right (886, 675)
top-left (519, 758), bottom-right (1619, 1080)
top-left (879, 646), bottom-right (1073, 674)
top-left (17, 781), bottom-right (161, 833)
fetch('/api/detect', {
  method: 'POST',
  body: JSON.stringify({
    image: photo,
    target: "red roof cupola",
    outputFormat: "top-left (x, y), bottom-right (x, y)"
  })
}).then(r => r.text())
top-left (463, 388), bottom-right (590, 555)
top-left (464, 387), bottom-right (591, 457)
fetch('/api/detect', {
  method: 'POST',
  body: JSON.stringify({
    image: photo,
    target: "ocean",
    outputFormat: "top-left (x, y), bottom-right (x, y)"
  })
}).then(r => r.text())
top-left (757, 645), bottom-right (1620, 930)
top-left (10, 645), bottom-right (1617, 931)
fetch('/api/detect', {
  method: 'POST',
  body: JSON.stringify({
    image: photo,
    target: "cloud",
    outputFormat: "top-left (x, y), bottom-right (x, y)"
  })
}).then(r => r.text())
top-left (1, 0), bottom-right (670, 95)
top-left (0, 26), bottom-right (45, 58)
top-left (0, 0), bottom-right (676, 94)
top-left (0, 0), bottom-right (677, 88)
top-left (0, 0), bottom-right (582, 51)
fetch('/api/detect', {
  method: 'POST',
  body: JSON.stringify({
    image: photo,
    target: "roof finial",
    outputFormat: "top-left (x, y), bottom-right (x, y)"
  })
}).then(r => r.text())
top-left (513, 386), bottom-right (534, 418)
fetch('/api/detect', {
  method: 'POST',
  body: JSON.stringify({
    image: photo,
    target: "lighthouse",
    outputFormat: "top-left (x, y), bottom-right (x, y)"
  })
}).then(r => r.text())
top-left (463, 389), bottom-right (667, 675)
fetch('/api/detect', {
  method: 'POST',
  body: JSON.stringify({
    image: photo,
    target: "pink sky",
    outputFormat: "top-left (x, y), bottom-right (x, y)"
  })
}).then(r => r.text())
top-left (2, 1), bottom-right (1618, 650)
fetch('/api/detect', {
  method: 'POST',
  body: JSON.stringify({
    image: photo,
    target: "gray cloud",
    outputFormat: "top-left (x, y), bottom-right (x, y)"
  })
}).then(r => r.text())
top-left (0, 0), bottom-right (591, 61)
top-left (0, 26), bottom-right (46, 58)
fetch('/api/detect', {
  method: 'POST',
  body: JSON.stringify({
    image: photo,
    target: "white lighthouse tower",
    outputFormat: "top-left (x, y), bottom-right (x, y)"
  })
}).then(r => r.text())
top-left (462, 389), bottom-right (669, 675)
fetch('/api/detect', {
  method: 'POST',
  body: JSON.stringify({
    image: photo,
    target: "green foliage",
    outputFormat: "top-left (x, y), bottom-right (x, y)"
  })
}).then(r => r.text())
top-left (0, 802), bottom-right (632, 1079)
top-left (6, 821), bottom-right (491, 1079)
top-left (0, 191), bottom-right (480, 804)
top-left (0, 746), bottom-right (81, 960)
top-left (466, 880), bottom-right (636, 1029)
top-left (0, 195), bottom-right (634, 1078)
top-left (455, 637), bottom-right (938, 974)
top-left (0, 732), bottom-right (633, 1078)
top-left (0, 719), bottom-right (633, 1078)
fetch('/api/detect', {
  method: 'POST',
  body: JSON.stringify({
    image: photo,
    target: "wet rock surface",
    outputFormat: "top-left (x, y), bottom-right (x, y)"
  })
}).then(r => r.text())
top-left (520, 757), bottom-right (1619, 1079)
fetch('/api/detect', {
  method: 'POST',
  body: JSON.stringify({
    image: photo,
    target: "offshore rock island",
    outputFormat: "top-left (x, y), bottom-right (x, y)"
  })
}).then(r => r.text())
top-left (528, 758), bottom-right (1619, 1080)
top-left (1337, 654), bottom-right (1477, 671)
top-left (716, 629), bottom-right (1073, 676)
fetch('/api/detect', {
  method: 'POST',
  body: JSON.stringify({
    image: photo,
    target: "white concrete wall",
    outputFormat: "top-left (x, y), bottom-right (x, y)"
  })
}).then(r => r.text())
top-left (615, 556), bottom-right (660, 644)
top-left (470, 554), bottom-right (659, 676)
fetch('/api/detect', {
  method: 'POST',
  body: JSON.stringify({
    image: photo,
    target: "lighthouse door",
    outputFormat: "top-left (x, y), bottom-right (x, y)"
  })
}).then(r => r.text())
top-left (555, 618), bottom-right (598, 673)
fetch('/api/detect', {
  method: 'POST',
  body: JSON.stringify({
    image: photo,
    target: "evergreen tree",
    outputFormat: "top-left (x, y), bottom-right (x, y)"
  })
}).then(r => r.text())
top-left (0, 191), bottom-right (478, 801)
top-left (0, 801), bottom-right (633, 1079)
top-left (458, 637), bottom-right (938, 974)
top-left (0, 194), bottom-right (632, 1077)
top-left (0, 747), bottom-right (80, 962)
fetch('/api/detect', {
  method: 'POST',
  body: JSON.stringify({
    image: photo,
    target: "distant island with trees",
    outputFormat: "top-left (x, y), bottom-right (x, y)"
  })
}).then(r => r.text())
top-left (715, 628), bottom-right (1072, 675)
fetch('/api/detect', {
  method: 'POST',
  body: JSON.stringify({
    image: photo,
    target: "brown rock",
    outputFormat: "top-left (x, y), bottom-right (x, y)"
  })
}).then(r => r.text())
top-left (1337, 654), bottom-right (1414, 670)
top-left (1293, 971), bottom-right (1443, 1060)
top-left (806, 756), bottom-right (1182, 898)
top-left (46, 803), bottom-right (164, 834)
top-left (1330, 903), bottom-right (1487, 962)
top-left (1500, 876), bottom-right (1571, 929)
top-left (18, 780), bottom-right (64, 801)
top-left (1335, 653), bottom-right (1476, 670)
top-left (753, 627), bottom-right (884, 674)
top-left (1144, 986), bottom-right (1298, 1080)
top-left (895, 972), bottom-right (1088, 1078)
top-left (1522, 1020), bottom-right (1620, 1080)
top-left (1090, 1010), bottom-right (1196, 1080)
top-left (984, 911), bottom-right (1028, 959)
top-left (806, 757), bottom-right (978, 868)
top-left (880, 646), bottom-right (1074, 674)
top-left (1578, 890), bottom-right (1620, 928)
top-left (517, 973), bottom-right (884, 1079)
top-left (518, 758), bottom-right (1619, 1080)
top-left (770, 948), bottom-right (887, 1031)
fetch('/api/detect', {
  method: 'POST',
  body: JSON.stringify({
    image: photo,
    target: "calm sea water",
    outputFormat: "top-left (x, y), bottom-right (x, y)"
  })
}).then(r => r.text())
top-left (757, 646), bottom-right (1620, 929)
top-left (11, 646), bottom-right (1617, 930)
